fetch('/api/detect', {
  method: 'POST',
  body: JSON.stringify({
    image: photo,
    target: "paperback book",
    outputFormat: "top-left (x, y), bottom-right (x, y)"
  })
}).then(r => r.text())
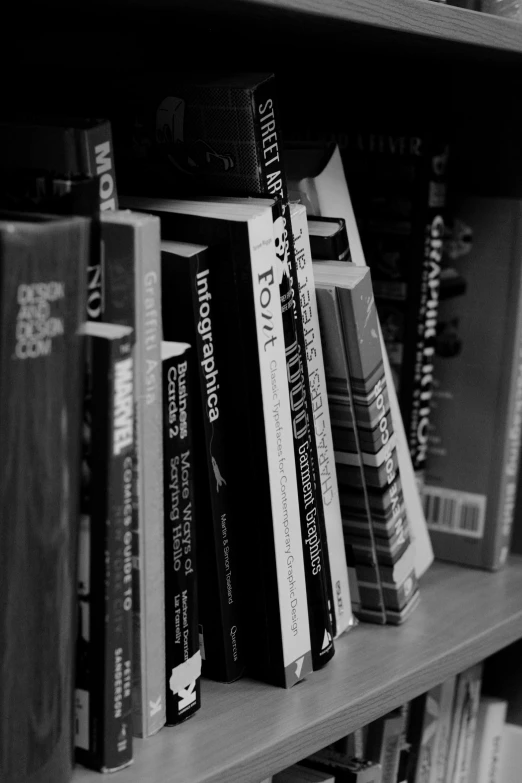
top-left (76, 321), bottom-right (134, 773)
top-left (161, 341), bottom-right (201, 725)
top-left (161, 240), bottom-right (245, 683)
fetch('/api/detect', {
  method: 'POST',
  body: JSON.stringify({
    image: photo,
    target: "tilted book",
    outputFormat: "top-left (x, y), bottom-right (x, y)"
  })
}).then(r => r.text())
top-left (161, 341), bottom-right (201, 725)
top-left (314, 263), bottom-right (420, 624)
top-left (445, 662), bottom-right (483, 783)
top-left (284, 141), bottom-right (434, 580)
top-left (425, 196), bottom-right (522, 569)
top-left (0, 214), bottom-right (88, 783)
top-left (112, 70), bottom-right (334, 668)
top-left (122, 195), bottom-right (313, 688)
top-left (161, 240), bottom-right (245, 683)
top-left (76, 321), bottom-right (134, 773)
top-left (307, 216), bottom-right (350, 262)
top-left (290, 201), bottom-right (354, 639)
top-left (99, 210), bottom-right (165, 737)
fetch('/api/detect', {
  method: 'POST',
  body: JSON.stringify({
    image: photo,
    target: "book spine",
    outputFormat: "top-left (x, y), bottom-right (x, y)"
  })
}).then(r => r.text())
top-left (335, 272), bottom-right (419, 620)
top-left (132, 217), bottom-right (165, 736)
top-left (314, 282), bottom-right (387, 625)
top-left (252, 78), bottom-right (335, 668)
top-left (162, 345), bottom-right (201, 725)
top-left (406, 142), bottom-right (448, 479)
top-left (291, 203), bottom-right (353, 639)
top-left (0, 217), bottom-right (88, 783)
top-left (76, 330), bottom-right (134, 772)
top-left (430, 676), bottom-right (457, 783)
top-left (472, 699), bottom-right (507, 783)
top-left (247, 210), bottom-right (312, 687)
top-left (77, 121), bottom-right (119, 211)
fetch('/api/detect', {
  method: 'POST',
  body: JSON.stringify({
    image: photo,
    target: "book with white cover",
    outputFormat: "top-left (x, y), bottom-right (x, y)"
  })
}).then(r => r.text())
top-left (469, 696), bottom-right (507, 783)
top-left (286, 143), bottom-right (433, 579)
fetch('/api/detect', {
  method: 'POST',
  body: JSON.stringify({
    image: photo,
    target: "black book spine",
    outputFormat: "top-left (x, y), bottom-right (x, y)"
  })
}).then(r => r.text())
top-left (161, 249), bottom-right (244, 683)
top-left (162, 344), bottom-right (201, 724)
top-left (252, 79), bottom-right (334, 668)
top-left (77, 329), bottom-right (134, 772)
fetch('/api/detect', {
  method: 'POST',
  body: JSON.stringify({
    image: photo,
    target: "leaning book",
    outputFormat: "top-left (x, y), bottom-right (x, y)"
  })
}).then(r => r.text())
top-left (0, 214), bottom-right (89, 783)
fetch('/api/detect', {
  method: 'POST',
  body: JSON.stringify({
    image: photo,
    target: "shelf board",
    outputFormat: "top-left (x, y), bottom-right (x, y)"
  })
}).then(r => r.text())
top-left (74, 557), bottom-right (522, 783)
top-left (232, 0), bottom-right (522, 52)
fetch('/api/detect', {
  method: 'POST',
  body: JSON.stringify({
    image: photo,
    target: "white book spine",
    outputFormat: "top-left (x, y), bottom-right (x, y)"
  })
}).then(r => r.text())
top-left (470, 697), bottom-right (507, 783)
top-left (133, 216), bottom-right (166, 736)
top-left (248, 211), bottom-right (312, 685)
top-left (290, 202), bottom-right (353, 638)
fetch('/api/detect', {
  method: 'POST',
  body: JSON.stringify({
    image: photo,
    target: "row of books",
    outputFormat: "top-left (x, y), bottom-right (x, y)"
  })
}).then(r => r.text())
top-left (264, 658), bottom-right (519, 783)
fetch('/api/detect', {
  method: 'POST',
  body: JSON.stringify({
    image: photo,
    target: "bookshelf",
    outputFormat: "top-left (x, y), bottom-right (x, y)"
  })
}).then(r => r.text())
top-left (72, 558), bottom-right (522, 783)
top-left (4, 2), bottom-right (522, 782)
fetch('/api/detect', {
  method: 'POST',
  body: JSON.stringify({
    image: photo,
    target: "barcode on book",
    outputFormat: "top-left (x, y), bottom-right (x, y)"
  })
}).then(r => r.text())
top-left (423, 486), bottom-right (486, 539)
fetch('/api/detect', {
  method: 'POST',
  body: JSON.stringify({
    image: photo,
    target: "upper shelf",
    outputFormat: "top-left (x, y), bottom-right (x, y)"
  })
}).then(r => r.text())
top-left (74, 557), bottom-right (522, 783)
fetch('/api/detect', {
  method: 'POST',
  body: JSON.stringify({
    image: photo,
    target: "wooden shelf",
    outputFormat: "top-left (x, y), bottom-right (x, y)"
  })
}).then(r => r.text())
top-left (74, 557), bottom-right (522, 783)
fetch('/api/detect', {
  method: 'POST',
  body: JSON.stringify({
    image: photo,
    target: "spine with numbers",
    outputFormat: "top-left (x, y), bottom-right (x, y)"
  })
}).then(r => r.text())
top-left (75, 322), bottom-right (134, 773)
top-left (161, 342), bottom-right (201, 724)
top-left (120, 195), bottom-right (313, 688)
top-left (99, 210), bottom-right (166, 736)
top-left (0, 214), bottom-right (88, 783)
top-left (290, 201), bottom-right (354, 638)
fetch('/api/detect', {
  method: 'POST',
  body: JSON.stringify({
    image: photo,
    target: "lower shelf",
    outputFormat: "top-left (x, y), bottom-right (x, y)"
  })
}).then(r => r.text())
top-left (74, 556), bottom-right (522, 783)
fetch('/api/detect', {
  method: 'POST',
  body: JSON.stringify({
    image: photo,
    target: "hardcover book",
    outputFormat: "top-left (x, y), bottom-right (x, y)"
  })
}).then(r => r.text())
top-left (161, 341), bottom-right (201, 725)
top-left (0, 214), bottom-right (89, 783)
top-left (424, 197), bottom-right (522, 569)
top-left (75, 321), bottom-right (134, 773)
top-left (161, 240), bottom-right (245, 683)
top-left (307, 216), bottom-right (350, 261)
top-left (290, 201), bottom-right (354, 638)
top-left (365, 708), bottom-right (406, 783)
top-left (121, 195), bottom-right (313, 688)
top-left (314, 263), bottom-right (420, 624)
top-left (99, 210), bottom-right (165, 737)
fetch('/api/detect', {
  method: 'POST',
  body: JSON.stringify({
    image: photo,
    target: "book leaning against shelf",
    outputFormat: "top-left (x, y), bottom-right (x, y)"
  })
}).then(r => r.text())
top-left (0, 213), bottom-right (89, 783)
top-left (121, 194), bottom-right (313, 689)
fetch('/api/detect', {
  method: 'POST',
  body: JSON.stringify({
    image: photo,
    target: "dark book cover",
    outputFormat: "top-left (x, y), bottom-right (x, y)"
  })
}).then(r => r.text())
top-left (339, 132), bottom-right (449, 478)
top-left (122, 196), bottom-right (313, 689)
top-left (161, 341), bottom-right (201, 724)
top-left (0, 116), bottom-right (118, 211)
top-left (108, 71), bottom-right (334, 666)
top-left (307, 216), bottom-right (350, 261)
top-left (76, 322), bottom-right (134, 773)
top-left (0, 214), bottom-right (89, 783)
top-left (161, 241), bottom-right (244, 684)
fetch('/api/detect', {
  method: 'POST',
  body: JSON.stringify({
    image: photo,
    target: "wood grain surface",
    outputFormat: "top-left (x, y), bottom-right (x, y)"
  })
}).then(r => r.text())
top-left (73, 557), bottom-right (522, 783)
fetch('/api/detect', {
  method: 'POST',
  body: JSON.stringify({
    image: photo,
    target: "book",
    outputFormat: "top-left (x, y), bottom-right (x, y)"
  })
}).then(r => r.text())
top-left (430, 675), bottom-right (457, 783)
top-left (307, 216), bottom-right (350, 262)
top-left (290, 201), bottom-right (354, 638)
top-left (99, 210), bottom-right (165, 737)
top-left (445, 662), bottom-right (483, 783)
top-left (468, 696), bottom-right (507, 783)
top-left (0, 116), bottom-right (118, 211)
top-left (161, 341), bottom-right (201, 725)
top-left (284, 141), bottom-right (434, 579)
top-left (161, 239), bottom-right (246, 683)
top-left (304, 749), bottom-right (382, 783)
top-left (424, 196), bottom-right (522, 570)
top-left (75, 321), bottom-right (134, 773)
top-left (313, 263), bottom-right (420, 624)
top-left (0, 214), bottom-right (88, 783)
top-left (121, 195), bottom-right (313, 688)
top-left (365, 708), bottom-right (406, 783)
top-left (498, 723), bottom-right (522, 783)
